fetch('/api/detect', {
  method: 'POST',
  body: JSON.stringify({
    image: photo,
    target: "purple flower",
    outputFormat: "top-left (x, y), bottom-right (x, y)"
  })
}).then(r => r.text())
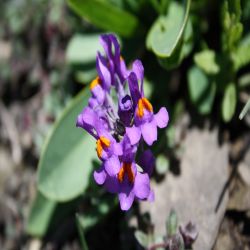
top-left (139, 149), bottom-right (155, 176)
top-left (76, 33), bottom-right (169, 210)
top-left (77, 107), bottom-right (122, 176)
top-left (126, 61), bottom-right (169, 146)
top-left (94, 161), bottom-right (151, 211)
top-left (93, 136), bottom-right (155, 210)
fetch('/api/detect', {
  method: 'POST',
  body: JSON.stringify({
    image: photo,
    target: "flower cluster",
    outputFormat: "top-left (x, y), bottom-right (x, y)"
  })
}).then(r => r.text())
top-left (76, 34), bottom-right (169, 211)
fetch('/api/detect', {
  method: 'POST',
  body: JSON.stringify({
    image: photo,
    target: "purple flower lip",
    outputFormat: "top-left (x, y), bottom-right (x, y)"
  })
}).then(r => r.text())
top-left (76, 33), bottom-right (169, 210)
top-left (120, 95), bottom-right (132, 111)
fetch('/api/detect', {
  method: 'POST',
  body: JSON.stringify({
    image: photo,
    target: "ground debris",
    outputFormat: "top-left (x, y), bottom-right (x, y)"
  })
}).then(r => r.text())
top-left (140, 128), bottom-right (229, 250)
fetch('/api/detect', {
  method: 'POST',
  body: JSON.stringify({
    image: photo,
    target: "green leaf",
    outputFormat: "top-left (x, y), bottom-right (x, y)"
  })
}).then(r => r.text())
top-left (66, 34), bottom-right (101, 64)
top-left (26, 192), bottom-right (56, 237)
top-left (239, 97), bottom-right (250, 120)
top-left (146, 0), bottom-right (191, 57)
top-left (74, 69), bottom-right (97, 84)
top-left (76, 214), bottom-right (89, 250)
top-left (166, 210), bottom-right (178, 237)
top-left (188, 66), bottom-right (216, 115)
top-left (172, 100), bottom-right (185, 123)
top-left (67, 0), bottom-right (141, 38)
top-left (135, 230), bottom-right (149, 248)
top-left (194, 50), bottom-right (220, 75)
top-left (222, 82), bottom-right (237, 122)
top-left (221, 0), bottom-right (243, 52)
top-left (156, 155), bottom-right (169, 175)
top-left (239, 73), bottom-right (250, 88)
top-left (166, 125), bottom-right (175, 148)
top-left (157, 19), bottom-right (193, 69)
top-left (38, 90), bottom-right (97, 202)
top-left (153, 235), bottom-right (165, 250)
top-left (232, 34), bottom-right (250, 70)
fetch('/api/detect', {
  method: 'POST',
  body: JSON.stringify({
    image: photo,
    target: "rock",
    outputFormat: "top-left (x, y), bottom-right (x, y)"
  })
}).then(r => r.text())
top-left (227, 176), bottom-right (250, 211)
top-left (28, 239), bottom-right (42, 250)
top-left (213, 232), bottom-right (234, 250)
top-left (228, 147), bottom-right (250, 211)
top-left (140, 128), bottom-right (229, 250)
top-left (238, 150), bottom-right (250, 187)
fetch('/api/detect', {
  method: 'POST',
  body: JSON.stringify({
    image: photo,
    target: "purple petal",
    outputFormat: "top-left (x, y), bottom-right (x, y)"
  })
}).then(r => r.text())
top-left (118, 95), bottom-right (133, 126)
top-left (120, 57), bottom-right (129, 78)
top-left (139, 149), bottom-right (155, 176)
top-left (128, 72), bottom-right (141, 108)
top-left (119, 189), bottom-right (135, 211)
top-left (113, 142), bottom-right (123, 156)
top-left (154, 107), bottom-right (169, 128)
top-left (76, 113), bottom-right (84, 128)
top-left (132, 60), bottom-right (144, 82)
top-left (105, 175), bottom-right (119, 193)
top-left (91, 84), bottom-right (105, 104)
top-left (96, 53), bottom-right (111, 89)
top-left (132, 60), bottom-right (144, 93)
top-left (109, 34), bottom-right (120, 62)
top-left (94, 119), bottom-right (110, 138)
top-left (99, 34), bottom-right (112, 59)
top-left (104, 155), bottom-right (120, 176)
top-left (81, 107), bottom-right (96, 127)
top-left (76, 113), bottom-right (97, 138)
top-left (88, 97), bottom-right (99, 109)
top-left (141, 120), bottom-right (157, 146)
top-left (93, 165), bottom-right (106, 185)
top-left (119, 95), bottom-right (132, 111)
top-left (134, 172), bottom-right (150, 199)
top-left (126, 125), bottom-right (141, 145)
top-left (147, 189), bottom-right (155, 202)
top-left (120, 136), bottom-right (137, 162)
top-left (100, 34), bottom-right (120, 62)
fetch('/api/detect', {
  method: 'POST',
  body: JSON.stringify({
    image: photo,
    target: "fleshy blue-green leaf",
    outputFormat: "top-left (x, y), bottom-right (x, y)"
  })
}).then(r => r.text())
top-left (239, 73), bottom-right (250, 88)
top-left (166, 210), bottom-right (178, 237)
top-left (188, 66), bottom-right (216, 115)
top-left (74, 69), bottom-right (97, 85)
top-left (67, 0), bottom-right (141, 38)
top-left (156, 154), bottom-right (169, 175)
top-left (26, 192), bottom-right (56, 237)
top-left (146, 0), bottom-right (191, 57)
top-left (38, 90), bottom-right (97, 201)
top-left (232, 33), bottom-right (250, 70)
top-left (222, 82), bottom-right (237, 122)
top-left (66, 34), bottom-right (101, 64)
top-left (158, 19), bottom-right (193, 69)
top-left (135, 230), bottom-right (149, 248)
top-left (194, 50), bottom-right (220, 75)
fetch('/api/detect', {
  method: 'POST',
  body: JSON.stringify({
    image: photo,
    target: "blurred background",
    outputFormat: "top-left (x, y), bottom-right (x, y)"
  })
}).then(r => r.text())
top-left (0, 0), bottom-right (250, 249)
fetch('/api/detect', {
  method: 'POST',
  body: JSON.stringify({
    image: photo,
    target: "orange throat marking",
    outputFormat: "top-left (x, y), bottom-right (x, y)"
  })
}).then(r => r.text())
top-left (96, 136), bottom-right (111, 158)
top-left (118, 163), bottom-right (135, 183)
top-left (136, 97), bottom-right (153, 118)
top-left (90, 76), bottom-right (101, 90)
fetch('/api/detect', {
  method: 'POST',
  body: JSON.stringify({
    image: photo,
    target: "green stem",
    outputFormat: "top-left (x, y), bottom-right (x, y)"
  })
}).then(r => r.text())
top-left (76, 214), bottom-right (89, 250)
